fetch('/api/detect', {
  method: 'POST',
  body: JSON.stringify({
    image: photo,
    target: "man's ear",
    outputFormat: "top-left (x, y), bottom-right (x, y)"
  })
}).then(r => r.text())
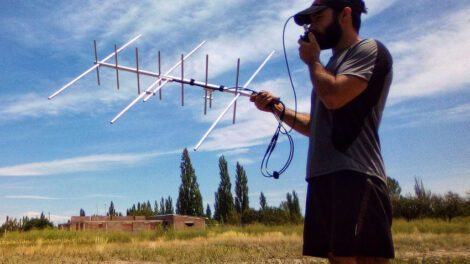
top-left (339, 7), bottom-right (352, 26)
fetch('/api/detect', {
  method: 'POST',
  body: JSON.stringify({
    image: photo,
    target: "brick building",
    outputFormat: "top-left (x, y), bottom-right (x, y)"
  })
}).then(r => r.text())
top-left (59, 214), bottom-right (205, 232)
top-left (149, 215), bottom-right (206, 230)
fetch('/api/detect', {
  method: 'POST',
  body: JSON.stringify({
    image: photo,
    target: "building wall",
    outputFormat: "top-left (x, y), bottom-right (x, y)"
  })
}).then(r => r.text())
top-left (66, 216), bottom-right (161, 233)
top-left (62, 214), bottom-right (205, 232)
top-left (149, 215), bottom-right (205, 230)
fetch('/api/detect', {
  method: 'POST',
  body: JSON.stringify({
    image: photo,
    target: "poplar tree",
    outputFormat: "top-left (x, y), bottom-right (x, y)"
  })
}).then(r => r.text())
top-left (176, 148), bottom-right (204, 216)
top-left (159, 198), bottom-right (165, 215)
top-left (214, 155), bottom-right (234, 223)
top-left (281, 191), bottom-right (302, 222)
top-left (108, 201), bottom-right (116, 216)
top-left (259, 192), bottom-right (267, 211)
top-left (206, 204), bottom-right (212, 219)
top-left (165, 196), bottom-right (174, 214)
top-left (154, 201), bottom-right (159, 216)
top-left (292, 191), bottom-right (301, 217)
top-left (234, 162), bottom-right (249, 214)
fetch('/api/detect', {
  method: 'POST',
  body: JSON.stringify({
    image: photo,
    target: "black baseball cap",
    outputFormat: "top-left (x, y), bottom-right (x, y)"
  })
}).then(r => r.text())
top-left (294, 0), bottom-right (367, 26)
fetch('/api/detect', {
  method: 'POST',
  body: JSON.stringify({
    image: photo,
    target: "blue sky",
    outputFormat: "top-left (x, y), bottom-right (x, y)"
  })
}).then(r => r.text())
top-left (0, 0), bottom-right (469, 224)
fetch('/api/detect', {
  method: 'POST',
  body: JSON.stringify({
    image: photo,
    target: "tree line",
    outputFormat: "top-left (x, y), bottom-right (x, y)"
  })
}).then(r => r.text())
top-left (0, 212), bottom-right (53, 233)
top-left (3, 148), bottom-right (469, 233)
top-left (100, 149), bottom-right (302, 225)
top-left (387, 177), bottom-right (470, 222)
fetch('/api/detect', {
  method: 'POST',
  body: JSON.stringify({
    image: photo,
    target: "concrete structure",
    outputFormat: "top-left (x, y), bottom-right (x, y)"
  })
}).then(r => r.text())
top-left (149, 215), bottom-right (206, 230)
top-left (59, 214), bottom-right (205, 232)
top-left (59, 216), bottom-right (160, 233)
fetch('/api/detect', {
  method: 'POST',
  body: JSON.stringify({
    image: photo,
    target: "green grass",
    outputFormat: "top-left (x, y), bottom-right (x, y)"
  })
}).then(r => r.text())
top-left (392, 217), bottom-right (470, 235)
top-left (0, 219), bottom-right (469, 263)
top-left (0, 223), bottom-right (303, 245)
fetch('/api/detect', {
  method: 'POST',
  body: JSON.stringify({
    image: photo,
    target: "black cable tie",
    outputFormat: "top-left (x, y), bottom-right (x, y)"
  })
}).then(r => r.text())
top-left (189, 79), bottom-right (195, 86)
top-left (273, 171), bottom-right (279, 179)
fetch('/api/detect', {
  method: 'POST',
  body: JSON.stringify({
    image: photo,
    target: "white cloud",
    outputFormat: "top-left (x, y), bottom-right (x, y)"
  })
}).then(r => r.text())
top-left (0, 150), bottom-right (179, 176)
top-left (219, 148), bottom-right (250, 156)
top-left (0, 212), bottom-right (70, 225)
top-left (23, 212), bottom-right (70, 224)
top-left (388, 7), bottom-right (470, 104)
top-left (233, 158), bottom-right (256, 166)
top-left (196, 78), bottom-right (311, 151)
top-left (363, 0), bottom-right (399, 17)
top-left (85, 194), bottom-right (127, 199)
top-left (384, 103), bottom-right (470, 129)
top-left (4, 195), bottom-right (60, 200)
top-left (248, 188), bottom-right (306, 207)
top-left (0, 69), bottom-right (139, 121)
top-left (1, 0), bottom-right (394, 122)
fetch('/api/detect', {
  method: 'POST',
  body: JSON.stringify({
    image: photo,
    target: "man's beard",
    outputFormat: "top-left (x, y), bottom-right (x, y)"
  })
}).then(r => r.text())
top-left (312, 16), bottom-right (342, 50)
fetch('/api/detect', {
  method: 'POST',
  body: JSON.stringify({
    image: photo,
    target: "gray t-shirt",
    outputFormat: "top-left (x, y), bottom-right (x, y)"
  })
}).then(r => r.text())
top-left (306, 39), bottom-right (393, 183)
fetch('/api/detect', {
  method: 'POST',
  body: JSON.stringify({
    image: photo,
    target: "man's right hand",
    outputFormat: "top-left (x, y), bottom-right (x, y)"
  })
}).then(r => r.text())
top-left (251, 90), bottom-right (311, 136)
top-left (250, 90), bottom-right (279, 112)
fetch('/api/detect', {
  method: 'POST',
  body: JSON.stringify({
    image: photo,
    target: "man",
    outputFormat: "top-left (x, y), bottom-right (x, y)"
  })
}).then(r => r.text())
top-left (250, 0), bottom-right (394, 263)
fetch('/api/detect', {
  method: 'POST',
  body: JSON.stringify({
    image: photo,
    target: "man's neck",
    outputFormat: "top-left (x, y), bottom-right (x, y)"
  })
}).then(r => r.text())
top-left (332, 32), bottom-right (361, 55)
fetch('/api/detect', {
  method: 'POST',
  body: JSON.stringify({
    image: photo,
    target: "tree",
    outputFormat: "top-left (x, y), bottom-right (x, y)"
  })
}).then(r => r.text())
top-left (414, 177), bottom-right (431, 199)
top-left (80, 208), bottom-right (86, 217)
top-left (259, 192), bottom-right (267, 211)
top-left (165, 196), bottom-right (174, 214)
top-left (126, 201), bottom-right (154, 217)
top-left (108, 201), bottom-right (116, 217)
top-left (234, 162), bottom-right (249, 214)
top-left (280, 191), bottom-right (302, 223)
top-left (159, 198), bottom-right (166, 215)
top-left (23, 213), bottom-right (53, 231)
top-left (206, 204), bottom-right (212, 219)
top-left (0, 216), bottom-right (23, 233)
top-left (399, 195), bottom-right (422, 222)
top-left (413, 177), bottom-right (432, 218)
top-left (292, 191), bottom-right (302, 219)
top-left (154, 201), bottom-right (159, 216)
top-left (443, 191), bottom-right (463, 222)
top-left (214, 155), bottom-right (234, 223)
top-left (386, 176), bottom-right (402, 197)
top-left (176, 148), bottom-right (204, 216)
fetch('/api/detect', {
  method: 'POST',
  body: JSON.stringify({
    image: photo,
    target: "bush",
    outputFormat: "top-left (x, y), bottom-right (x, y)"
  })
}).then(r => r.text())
top-left (23, 218), bottom-right (53, 231)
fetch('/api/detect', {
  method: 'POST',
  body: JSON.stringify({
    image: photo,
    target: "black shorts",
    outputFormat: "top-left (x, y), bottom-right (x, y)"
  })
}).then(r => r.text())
top-left (303, 170), bottom-right (395, 259)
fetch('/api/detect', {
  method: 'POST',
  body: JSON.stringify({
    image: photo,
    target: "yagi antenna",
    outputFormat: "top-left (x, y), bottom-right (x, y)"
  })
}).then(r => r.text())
top-left (49, 35), bottom-right (276, 151)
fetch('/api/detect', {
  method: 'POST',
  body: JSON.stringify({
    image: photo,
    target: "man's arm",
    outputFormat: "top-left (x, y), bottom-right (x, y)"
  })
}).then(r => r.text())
top-left (299, 33), bottom-right (368, 110)
top-left (250, 91), bottom-right (310, 137)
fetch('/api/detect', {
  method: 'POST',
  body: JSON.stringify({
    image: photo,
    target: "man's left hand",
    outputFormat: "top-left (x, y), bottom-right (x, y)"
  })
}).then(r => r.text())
top-left (298, 32), bottom-right (321, 65)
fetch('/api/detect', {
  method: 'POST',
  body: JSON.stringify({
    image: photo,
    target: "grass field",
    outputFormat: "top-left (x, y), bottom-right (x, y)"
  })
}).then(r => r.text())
top-left (1, 218), bottom-right (469, 263)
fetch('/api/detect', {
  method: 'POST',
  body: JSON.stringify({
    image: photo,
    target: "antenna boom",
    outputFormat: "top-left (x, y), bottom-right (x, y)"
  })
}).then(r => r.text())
top-left (48, 34), bottom-right (142, 100)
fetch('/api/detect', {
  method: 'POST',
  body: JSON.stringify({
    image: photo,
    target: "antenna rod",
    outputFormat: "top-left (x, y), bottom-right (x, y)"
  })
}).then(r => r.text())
top-left (143, 41), bottom-right (206, 102)
top-left (181, 54), bottom-right (184, 106)
top-left (97, 61), bottom-right (251, 96)
top-left (114, 44), bottom-right (120, 90)
top-left (94, 40), bottom-right (101, 86)
top-left (110, 41), bottom-right (206, 124)
top-left (193, 50), bottom-right (276, 151)
top-left (136, 47), bottom-right (141, 94)
top-left (48, 34), bottom-right (142, 100)
top-left (233, 58), bottom-right (240, 124)
top-left (158, 51), bottom-right (162, 100)
top-left (204, 54), bottom-right (208, 115)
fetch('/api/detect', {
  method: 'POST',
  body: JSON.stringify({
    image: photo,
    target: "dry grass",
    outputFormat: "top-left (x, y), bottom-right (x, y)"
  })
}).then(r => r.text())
top-left (1, 220), bottom-right (470, 263)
